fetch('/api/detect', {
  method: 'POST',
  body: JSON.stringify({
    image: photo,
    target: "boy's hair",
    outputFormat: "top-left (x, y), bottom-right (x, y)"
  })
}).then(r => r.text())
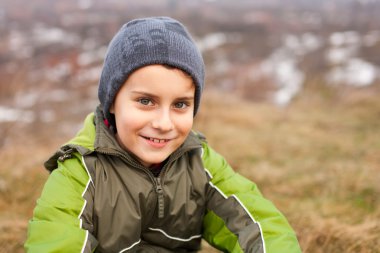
top-left (98, 16), bottom-right (205, 127)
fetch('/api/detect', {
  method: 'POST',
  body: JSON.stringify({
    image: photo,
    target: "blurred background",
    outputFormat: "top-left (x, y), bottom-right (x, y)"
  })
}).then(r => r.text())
top-left (0, 0), bottom-right (379, 252)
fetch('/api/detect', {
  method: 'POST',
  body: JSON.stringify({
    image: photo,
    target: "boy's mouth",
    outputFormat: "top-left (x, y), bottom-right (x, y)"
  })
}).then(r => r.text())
top-left (142, 136), bottom-right (170, 143)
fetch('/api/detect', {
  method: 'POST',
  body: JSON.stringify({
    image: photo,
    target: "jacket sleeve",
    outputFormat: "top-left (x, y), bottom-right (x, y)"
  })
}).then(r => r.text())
top-left (25, 153), bottom-right (98, 253)
top-left (201, 142), bottom-right (301, 253)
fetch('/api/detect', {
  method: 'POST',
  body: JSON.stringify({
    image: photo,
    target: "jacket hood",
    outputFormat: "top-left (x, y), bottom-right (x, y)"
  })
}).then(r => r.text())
top-left (44, 112), bottom-right (97, 172)
top-left (69, 112), bottom-right (97, 151)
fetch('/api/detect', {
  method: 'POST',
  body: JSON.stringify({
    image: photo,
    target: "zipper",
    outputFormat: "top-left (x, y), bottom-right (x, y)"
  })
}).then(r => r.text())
top-left (97, 147), bottom-right (166, 218)
top-left (153, 148), bottom-right (196, 218)
top-left (155, 177), bottom-right (164, 218)
top-left (96, 144), bottom-right (200, 219)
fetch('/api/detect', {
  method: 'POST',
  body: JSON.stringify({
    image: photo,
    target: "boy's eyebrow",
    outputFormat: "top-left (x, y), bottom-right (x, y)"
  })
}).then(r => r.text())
top-left (131, 91), bottom-right (159, 98)
top-left (174, 95), bottom-right (195, 101)
top-left (131, 91), bottom-right (194, 100)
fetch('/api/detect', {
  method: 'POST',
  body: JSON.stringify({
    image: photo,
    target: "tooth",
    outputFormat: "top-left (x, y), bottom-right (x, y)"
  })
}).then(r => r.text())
top-left (147, 137), bottom-right (167, 143)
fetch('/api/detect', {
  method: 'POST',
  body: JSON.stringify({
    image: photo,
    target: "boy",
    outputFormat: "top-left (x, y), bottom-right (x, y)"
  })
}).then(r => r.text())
top-left (25, 17), bottom-right (301, 252)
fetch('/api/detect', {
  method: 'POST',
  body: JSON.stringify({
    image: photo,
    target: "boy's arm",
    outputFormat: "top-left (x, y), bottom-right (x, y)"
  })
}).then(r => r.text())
top-left (25, 154), bottom-right (98, 253)
top-left (201, 142), bottom-right (301, 253)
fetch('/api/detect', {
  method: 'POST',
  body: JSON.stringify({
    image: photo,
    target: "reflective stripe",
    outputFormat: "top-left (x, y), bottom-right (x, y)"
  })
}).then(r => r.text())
top-left (78, 156), bottom-right (92, 252)
top-left (78, 157), bottom-right (92, 221)
top-left (82, 156), bottom-right (94, 187)
top-left (119, 239), bottom-right (141, 253)
top-left (232, 195), bottom-right (266, 253)
top-left (148, 227), bottom-right (202, 242)
top-left (204, 168), bottom-right (213, 179)
top-left (78, 181), bottom-right (90, 221)
top-left (80, 230), bottom-right (89, 253)
top-left (207, 177), bottom-right (266, 253)
top-left (209, 181), bottom-right (228, 199)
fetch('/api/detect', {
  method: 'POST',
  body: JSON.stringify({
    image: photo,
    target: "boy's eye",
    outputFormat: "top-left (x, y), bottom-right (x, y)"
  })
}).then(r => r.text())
top-left (174, 102), bottom-right (188, 109)
top-left (139, 98), bottom-right (153, 106)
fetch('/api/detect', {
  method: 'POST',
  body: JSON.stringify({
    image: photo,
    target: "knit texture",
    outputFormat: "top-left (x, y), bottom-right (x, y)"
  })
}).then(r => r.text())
top-left (98, 17), bottom-right (205, 127)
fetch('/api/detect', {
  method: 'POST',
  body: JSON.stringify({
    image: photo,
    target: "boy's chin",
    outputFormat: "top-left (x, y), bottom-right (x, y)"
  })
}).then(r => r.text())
top-left (138, 155), bottom-right (169, 168)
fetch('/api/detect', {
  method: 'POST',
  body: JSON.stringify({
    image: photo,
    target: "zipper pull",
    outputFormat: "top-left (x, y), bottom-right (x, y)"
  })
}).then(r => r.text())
top-left (155, 178), bottom-right (165, 218)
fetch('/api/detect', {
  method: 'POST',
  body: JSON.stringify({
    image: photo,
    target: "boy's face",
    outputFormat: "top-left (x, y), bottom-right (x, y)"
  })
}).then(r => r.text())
top-left (110, 64), bottom-right (195, 168)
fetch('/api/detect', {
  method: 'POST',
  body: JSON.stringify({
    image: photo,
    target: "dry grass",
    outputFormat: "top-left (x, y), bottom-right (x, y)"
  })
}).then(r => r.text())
top-left (195, 85), bottom-right (380, 252)
top-left (1, 84), bottom-right (379, 252)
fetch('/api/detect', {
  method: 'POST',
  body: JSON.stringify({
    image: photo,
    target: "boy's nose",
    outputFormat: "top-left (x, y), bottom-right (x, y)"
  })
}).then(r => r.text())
top-left (151, 109), bottom-right (174, 132)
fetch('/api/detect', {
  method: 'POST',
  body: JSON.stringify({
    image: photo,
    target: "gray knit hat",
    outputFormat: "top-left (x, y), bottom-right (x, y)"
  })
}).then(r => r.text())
top-left (98, 16), bottom-right (205, 127)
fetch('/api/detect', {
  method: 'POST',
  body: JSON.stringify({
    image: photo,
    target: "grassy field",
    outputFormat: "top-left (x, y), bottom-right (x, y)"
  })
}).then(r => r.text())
top-left (0, 84), bottom-right (379, 252)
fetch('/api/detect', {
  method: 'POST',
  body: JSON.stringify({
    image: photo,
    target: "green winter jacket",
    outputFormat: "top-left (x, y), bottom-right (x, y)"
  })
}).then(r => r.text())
top-left (25, 108), bottom-right (301, 253)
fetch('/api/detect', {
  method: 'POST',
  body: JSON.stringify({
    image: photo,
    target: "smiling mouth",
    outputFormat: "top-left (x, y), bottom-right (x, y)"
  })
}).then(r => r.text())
top-left (142, 136), bottom-right (170, 143)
